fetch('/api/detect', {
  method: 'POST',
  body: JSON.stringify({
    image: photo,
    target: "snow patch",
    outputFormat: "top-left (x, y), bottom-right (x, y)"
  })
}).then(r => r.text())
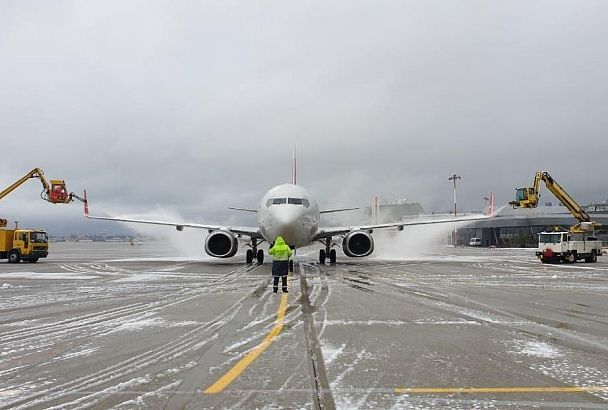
top-left (105, 317), bottom-right (167, 333)
top-left (508, 339), bottom-right (562, 359)
top-left (519, 341), bottom-right (562, 358)
top-left (0, 272), bottom-right (96, 280)
top-left (322, 342), bottom-right (346, 365)
top-left (55, 347), bottom-right (99, 361)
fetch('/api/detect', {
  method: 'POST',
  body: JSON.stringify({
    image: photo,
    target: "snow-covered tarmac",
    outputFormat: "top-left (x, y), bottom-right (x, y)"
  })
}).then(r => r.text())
top-left (1, 242), bottom-right (607, 409)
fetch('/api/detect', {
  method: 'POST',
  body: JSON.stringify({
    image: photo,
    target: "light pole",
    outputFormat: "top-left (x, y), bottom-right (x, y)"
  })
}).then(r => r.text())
top-left (448, 174), bottom-right (461, 216)
top-left (448, 174), bottom-right (461, 246)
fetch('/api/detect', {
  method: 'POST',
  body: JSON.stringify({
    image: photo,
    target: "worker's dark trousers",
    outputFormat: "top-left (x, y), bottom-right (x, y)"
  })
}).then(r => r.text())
top-left (273, 276), bottom-right (288, 292)
top-left (272, 260), bottom-right (289, 292)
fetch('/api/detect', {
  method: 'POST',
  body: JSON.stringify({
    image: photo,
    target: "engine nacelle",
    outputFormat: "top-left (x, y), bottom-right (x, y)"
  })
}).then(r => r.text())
top-left (342, 230), bottom-right (374, 257)
top-left (204, 230), bottom-right (238, 258)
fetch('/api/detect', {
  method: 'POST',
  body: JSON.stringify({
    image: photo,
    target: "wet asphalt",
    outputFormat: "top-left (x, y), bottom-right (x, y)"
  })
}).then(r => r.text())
top-left (1, 242), bottom-right (607, 409)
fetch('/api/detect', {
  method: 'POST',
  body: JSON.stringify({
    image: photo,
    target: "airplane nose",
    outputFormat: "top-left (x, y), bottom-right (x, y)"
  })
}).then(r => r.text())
top-left (274, 210), bottom-right (295, 227)
top-left (270, 208), bottom-right (301, 243)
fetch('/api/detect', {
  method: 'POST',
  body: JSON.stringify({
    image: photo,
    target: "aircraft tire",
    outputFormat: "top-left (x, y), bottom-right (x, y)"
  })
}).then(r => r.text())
top-left (289, 259), bottom-right (294, 272)
top-left (246, 249), bottom-right (253, 264)
top-left (319, 249), bottom-right (326, 264)
top-left (329, 249), bottom-right (337, 265)
top-left (256, 249), bottom-right (264, 264)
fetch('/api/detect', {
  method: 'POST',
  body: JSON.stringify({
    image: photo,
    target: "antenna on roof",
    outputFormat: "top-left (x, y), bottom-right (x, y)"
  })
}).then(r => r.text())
top-left (292, 144), bottom-right (297, 185)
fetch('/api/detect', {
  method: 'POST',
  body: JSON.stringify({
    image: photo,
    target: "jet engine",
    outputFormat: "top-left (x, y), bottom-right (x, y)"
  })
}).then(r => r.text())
top-left (204, 230), bottom-right (238, 258)
top-left (342, 230), bottom-right (374, 257)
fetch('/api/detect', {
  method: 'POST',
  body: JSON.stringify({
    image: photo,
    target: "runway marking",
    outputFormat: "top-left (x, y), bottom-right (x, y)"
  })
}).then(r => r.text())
top-left (394, 386), bottom-right (608, 394)
top-left (204, 291), bottom-right (289, 394)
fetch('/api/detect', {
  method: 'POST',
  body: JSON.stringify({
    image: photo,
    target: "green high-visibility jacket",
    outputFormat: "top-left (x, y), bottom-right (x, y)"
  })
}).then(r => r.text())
top-left (268, 236), bottom-right (292, 261)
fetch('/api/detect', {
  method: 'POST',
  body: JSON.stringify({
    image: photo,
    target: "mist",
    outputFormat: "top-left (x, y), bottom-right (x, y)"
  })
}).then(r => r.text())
top-left (102, 208), bottom-right (213, 260)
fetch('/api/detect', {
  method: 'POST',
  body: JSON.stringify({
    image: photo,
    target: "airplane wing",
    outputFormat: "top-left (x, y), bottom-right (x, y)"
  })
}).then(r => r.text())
top-left (83, 195), bottom-right (262, 239)
top-left (313, 214), bottom-right (490, 241)
top-left (319, 207), bottom-right (360, 214)
top-left (227, 207), bottom-right (258, 213)
top-left (86, 214), bottom-right (263, 239)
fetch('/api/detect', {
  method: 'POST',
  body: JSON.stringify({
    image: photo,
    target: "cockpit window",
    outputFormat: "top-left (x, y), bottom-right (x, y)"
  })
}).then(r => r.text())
top-left (268, 197), bottom-right (310, 207)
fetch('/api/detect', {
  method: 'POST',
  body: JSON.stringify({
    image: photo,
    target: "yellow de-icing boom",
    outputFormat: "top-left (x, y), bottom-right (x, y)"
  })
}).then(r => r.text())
top-left (510, 171), bottom-right (601, 233)
top-left (0, 168), bottom-right (86, 227)
top-left (0, 168), bottom-right (70, 203)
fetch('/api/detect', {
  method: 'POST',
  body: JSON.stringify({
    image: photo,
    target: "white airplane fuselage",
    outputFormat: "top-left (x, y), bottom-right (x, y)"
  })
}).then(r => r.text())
top-left (257, 184), bottom-right (320, 247)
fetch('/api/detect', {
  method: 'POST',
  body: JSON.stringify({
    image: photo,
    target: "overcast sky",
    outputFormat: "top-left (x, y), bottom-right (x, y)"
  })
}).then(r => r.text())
top-left (1, 1), bottom-right (607, 234)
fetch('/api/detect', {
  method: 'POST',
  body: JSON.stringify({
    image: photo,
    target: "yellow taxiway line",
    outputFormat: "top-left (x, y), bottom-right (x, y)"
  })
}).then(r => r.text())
top-left (204, 291), bottom-right (289, 394)
top-left (394, 386), bottom-right (608, 394)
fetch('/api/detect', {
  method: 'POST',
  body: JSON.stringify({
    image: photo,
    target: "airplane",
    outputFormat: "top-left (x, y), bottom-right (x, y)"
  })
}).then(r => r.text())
top-left (84, 152), bottom-right (489, 266)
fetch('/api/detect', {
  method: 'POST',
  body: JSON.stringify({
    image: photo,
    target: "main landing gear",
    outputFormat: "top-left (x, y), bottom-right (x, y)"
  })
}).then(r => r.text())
top-left (319, 237), bottom-right (336, 265)
top-left (246, 238), bottom-right (264, 264)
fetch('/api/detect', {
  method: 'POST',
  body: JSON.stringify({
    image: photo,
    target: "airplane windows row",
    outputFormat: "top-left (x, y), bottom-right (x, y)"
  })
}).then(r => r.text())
top-left (265, 198), bottom-right (310, 207)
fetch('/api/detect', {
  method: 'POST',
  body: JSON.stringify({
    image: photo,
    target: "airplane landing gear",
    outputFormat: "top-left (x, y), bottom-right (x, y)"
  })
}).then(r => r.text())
top-left (329, 249), bottom-right (337, 265)
top-left (246, 238), bottom-right (265, 264)
top-left (319, 237), bottom-right (335, 264)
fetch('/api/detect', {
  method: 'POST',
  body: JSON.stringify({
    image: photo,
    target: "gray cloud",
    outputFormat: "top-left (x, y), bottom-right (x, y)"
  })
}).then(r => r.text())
top-left (1, 1), bottom-right (607, 234)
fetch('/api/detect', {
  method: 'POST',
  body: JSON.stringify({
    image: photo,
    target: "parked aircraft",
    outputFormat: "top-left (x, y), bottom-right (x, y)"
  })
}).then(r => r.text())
top-left (85, 155), bottom-right (487, 264)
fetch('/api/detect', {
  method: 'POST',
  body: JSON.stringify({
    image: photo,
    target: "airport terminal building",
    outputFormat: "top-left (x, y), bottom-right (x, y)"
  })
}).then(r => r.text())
top-left (455, 202), bottom-right (608, 247)
top-left (367, 198), bottom-right (608, 248)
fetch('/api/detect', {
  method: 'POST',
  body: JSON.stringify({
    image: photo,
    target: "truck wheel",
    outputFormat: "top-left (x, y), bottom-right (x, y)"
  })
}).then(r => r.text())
top-left (585, 253), bottom-right (597, 263)
top-left (8, 250), bottom-right (21, 263)
top-left (564, 253), bottom-right (576, 264)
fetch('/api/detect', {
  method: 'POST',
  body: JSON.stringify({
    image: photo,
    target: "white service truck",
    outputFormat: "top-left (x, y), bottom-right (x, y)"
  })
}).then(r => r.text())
top-left (536, 231), bottom-right (602, 264)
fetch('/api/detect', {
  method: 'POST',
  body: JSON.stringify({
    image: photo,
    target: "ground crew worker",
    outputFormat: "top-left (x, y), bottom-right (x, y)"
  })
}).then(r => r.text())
top-left (268, 236), bottom-right (292, 293)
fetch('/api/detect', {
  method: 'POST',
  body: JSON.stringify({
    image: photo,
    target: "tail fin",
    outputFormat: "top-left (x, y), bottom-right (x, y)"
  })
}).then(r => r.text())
top-left (291, 145), bottom-right (297, 185)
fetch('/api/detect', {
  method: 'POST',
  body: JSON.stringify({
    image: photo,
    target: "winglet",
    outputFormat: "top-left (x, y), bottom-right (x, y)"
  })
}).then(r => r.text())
top-left (292, 144), bottom-right (297, 185)
top-left (83, 190), bottom-right (89, 217)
